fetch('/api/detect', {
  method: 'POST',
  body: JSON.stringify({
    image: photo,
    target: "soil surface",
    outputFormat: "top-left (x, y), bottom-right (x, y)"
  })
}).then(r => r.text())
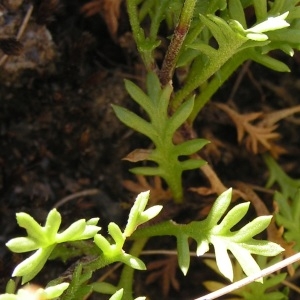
top-left (1, 1), bottom-right (300, 299)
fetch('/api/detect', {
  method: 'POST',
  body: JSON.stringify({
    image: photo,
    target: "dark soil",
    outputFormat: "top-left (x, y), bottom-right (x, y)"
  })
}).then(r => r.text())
top-left (1, 1), bottom-right (300, 299)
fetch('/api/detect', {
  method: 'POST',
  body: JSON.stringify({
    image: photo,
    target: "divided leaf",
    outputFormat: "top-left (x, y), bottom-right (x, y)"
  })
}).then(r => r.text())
top-left (275, 190), bottom-right (300, 251)
top-left (114, 72), bottom-right (208, 202)
top-left (6, 209), bottom-right (101, 284)
top-left (133, 189), bottom-right (283, 281)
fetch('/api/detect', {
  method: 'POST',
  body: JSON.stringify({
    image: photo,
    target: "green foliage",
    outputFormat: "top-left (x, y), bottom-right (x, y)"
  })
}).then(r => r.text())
top-left (2, 191), bottom-right (162, 300)
top-left (264, 154), bottom-right (300, 250)
top-left (203, 256), bottom-right (289, 300)
top-left (0, 282), bottom-right (69, 300)
top-left (5, 209), bottom-right (101, 284)
top-left (122, 0), bottom-right (300, 201)
top-left (264, 154), bottom-right (300, 199)
top-left (2, 189), bottom-right (283, 299)
top-left (113, 72), bottom-right (208, 202)
top-left (274, 190), bottom-right (300, 251)
top-left (3, 1), bottom-right (300, 299)
top-left (132, 189), bottom-right (283, 281)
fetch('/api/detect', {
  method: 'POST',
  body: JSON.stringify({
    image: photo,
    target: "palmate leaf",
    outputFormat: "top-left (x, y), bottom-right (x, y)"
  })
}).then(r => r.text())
top-left (133, 189), bottom-right (284, 280)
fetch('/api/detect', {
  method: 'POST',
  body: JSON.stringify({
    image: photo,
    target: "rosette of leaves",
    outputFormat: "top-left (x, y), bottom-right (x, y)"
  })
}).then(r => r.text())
top-left (112, 72), bottom-right (208, 202)
top-left (133, 188), bottom-right (284, 281)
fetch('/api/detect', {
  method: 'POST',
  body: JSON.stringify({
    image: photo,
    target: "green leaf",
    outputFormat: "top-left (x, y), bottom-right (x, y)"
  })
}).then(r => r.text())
top-left (44, 209), bottom-right (62, 242)
top-left (264, 154), bottom-right (300, 199)
top-left (215, 202), bottom-right (250, 234)
top-left (245, 12), bottom-right (290, 33)
top-left (177, 234), bottom-right (190, 276)
top-left (56, 219), bottom-right (86, 242)
top-left (240, 240), bottom-right (284, 256)
top-left (228, 0), bottom-right (247, 28)
top-left (124, 191), bottom-right (150, 237)
top-left (250, 50), bottom-right (290, 72)
top-left (212, 237), bottom-right (234, 281)
top-left (92, 282), bottom-right (118, 294)
top-left (228, 243), bottom-right (262, 281)
top-left (179, 158), bottom-right (207, 170)
top-left (112, 105), bottom-right (156, 140)
top-left (120, 253), bottom-right (146, 270)
top-left (108, 223), bottom-right (124, 249)
top-left (139, 205), bottom-right (163, 224)
top-left (231, 216), bottom-right (272, 242)
top-left (205, 188), bottom-right (232, 227)
top-left (274, 190), bottom-right (300, 250)
top-left (13, 246), bottom-right (55, 284)
top-left (166, 97), bottom-right (194, 136)
top-left (6, 237), bottom-right (39, 253)
top-left (146, 71), bottom-right (163, 106)
top-left (15, 212), bottom-right (47, 244)
top-left (94, 234), bottom-right (112, 254)
top-left (44, 283), bottom-right (69, 298)
top-left (109, 289), bottom-right (123, 300)
top-left (125, 79), bottom-right (153, 117)
top-left (174, 138), bottom-right (209, 156)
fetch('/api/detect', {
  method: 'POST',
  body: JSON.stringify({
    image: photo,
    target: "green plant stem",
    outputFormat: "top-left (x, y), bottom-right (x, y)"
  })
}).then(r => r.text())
top-left (159, 0), bottom-right (197, 85)
top-left (149, 1), bottom-right (171, 41)
top-left (118, 238), bottom-right (148, 299)
top-left (171, 39), bottom-right (245, 112)
top-left (126, 0), bottom-right (155, 70)
top-left (126, 0), bottom-right (142, 44)
top-left (83, 254), bottom-right (119, 274)
top-left (132, 220), bottom-right (185, 239)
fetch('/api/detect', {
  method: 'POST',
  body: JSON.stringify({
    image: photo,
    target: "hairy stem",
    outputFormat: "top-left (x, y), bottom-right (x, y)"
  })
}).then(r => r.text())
top-left (159, 0), bottom-right (197, 85)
